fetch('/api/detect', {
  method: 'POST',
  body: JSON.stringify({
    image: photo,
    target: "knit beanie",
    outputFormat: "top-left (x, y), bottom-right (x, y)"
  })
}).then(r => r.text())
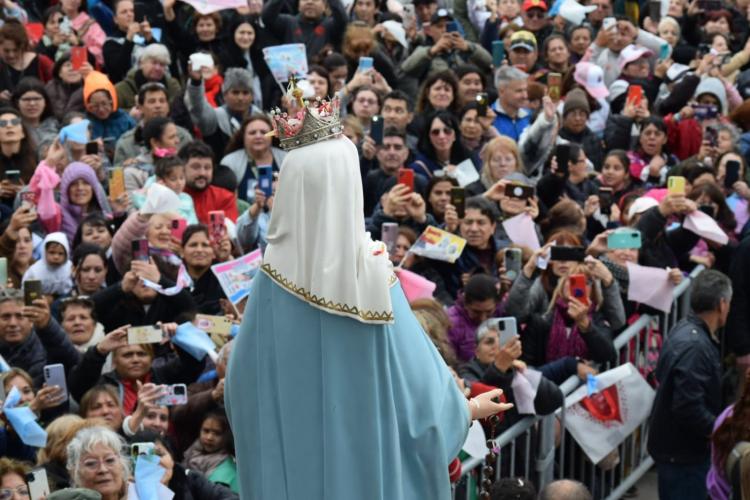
top-left (563, 88), bottom-right (590, 117)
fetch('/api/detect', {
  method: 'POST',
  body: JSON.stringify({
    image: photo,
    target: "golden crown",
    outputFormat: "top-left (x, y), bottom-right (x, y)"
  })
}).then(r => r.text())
top-left (269, 76), bottom-right (343, 151)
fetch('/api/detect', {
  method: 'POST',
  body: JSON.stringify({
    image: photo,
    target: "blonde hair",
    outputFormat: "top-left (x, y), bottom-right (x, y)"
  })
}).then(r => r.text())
top-left (479, 136), bottom-right (523, 188)
top-left (411, 298), bottom-right (458, 367)
top-left (546, 263), bottom-right (603, 315)
top-left (37, 416), bottom-right (108, 465)
top-left (658, 16), bottom-right (681, 38)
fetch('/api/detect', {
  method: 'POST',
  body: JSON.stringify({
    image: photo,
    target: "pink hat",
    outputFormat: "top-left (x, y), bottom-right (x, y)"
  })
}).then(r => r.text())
top-left (617, 44), bottom-right (654, 72)
top-left (574, 62), bottom-right (609, 100)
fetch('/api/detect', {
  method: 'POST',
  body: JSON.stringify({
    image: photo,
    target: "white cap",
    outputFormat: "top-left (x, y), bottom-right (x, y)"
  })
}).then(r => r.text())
top-left (382, 20), bottom-right (408, 48)
top-left (574, 62), bottom-right (609, 99)
top-left (617, 44), bottom-right (653, 71)
top-left (627, 196), bottom-right (659, 219)
top-left (559, 0), bottom-right (596, 25)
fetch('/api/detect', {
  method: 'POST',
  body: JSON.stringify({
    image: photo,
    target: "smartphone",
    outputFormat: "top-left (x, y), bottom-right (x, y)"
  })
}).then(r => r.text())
top-left (132, 239), bottom-right (149, 262)
top-left (43, 364), bottom-right (68, 403)
top-left (692, 104), bottom-right (718, 121)
top-left (358, 56), bottom-right (374, 72)
top-left (504, 183), bottom-right (534, 200)
top-left (26, 467), bottom-right (50, 500)
top-left (382, 222), bottom-right (399, 253)
top-left (704, 126), bottom-right (718, 147)
top-left (23, 280), bottom-right (42, 306)
top-left (109, 167), bottom-right (125, 200)
top-left (659, 43), bottom-right (670, 60)
top-left (0, 257), bottom-right (6, 287)
top-left (127, 325), bottom-right (163, 344)
top-left (475, 92), bottom-right (488, 117)
top-left (626, 84), bottom-right (643, 107)
top-left (725, 160), bottom-right (741, 189)
top-left (131, 442), bottom-right (155, 459)
top-left (5, 169), bottom-right (20, 184)
top-left (134, 3), bottom-right (146, 22)
top-left (555, 144), bottom-right (570, 177)
top-left (504, 248), bottom-right (522, 281)
top-left (598, 187), bottom-right (613, 216)
top-left (607, 229), bottom-right (642, 249)
top-left (195, 314), bottom-right (232, 336)
top-left (568, 273), bottom-right (589, 306)
top-left (667, 176), bottom-right (686, 196)
top-left (602, 17), bottom-right (616, 31)
top-left (85, 141), bottom-right (99, 155)
top-left (209, 210), bottom-right (226, 243)
top-left (450, 187), bottom-right (466, 218)
top-left (446, 20), bottom-right (459, 32)
top-left (492, 40), bottom-right (505, 67)
top-left (257, 165), bottom-right (273, 197)
top-left (370, 115), bottom-right (384, 145)
top-left (648, 0), bottom-right (661, 21)
top-left (550, 246), bottom-right (586, 262)
top-left (548, 72), bottom-right (562, 101)
top-left (488, 317), bottom-right (518, 347)
top-left (71, 46), bottom-right (87, 71)
top-left (154, 383), bottom-right (188, 406)
top-left (20, 191), bottom-right (36, 207)
top-left (170, 218), bottom-right (187, 241)
top-left (398, 168), bottom-right (414, 192)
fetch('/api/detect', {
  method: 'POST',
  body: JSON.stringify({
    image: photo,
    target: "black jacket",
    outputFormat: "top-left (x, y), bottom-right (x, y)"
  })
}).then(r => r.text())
top-left (191, 270), bottom-right (226, 316)
top-left (647, 315), bottom-right (722, 464)
top-left (68, 343), bottom-right (205, 403)
top-left (636, 206), bottom-right (699, 269)
top-left (0, 331), bottom-right (46, 388)
top-left (92, 278), bottom-right (197, 332)
top-left (726, 235), bottom-right (750, 356)
top-left (168, 464), bottom-right (238, 500)
top-left (261, 0), bottom-right (347, 60)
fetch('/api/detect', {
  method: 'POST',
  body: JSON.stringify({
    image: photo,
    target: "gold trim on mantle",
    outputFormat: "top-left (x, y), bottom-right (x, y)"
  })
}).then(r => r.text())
top-left (261, 263), bottom-right (396, 323)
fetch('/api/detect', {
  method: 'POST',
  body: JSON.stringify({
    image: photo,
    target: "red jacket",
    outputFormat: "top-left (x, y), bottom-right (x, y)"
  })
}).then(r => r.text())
top-left (185, 185), bottom-right (238, 224)
top-left (664, 113), bottom-right (702, 161)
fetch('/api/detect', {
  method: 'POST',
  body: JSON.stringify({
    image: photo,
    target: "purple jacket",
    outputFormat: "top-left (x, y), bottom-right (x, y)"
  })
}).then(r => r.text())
top-left (59, 162), bottom-right (111, 244)
top-left (447, 296), bottom-right (504, 363)
top-left (707, 405), bottom-right (733, 500)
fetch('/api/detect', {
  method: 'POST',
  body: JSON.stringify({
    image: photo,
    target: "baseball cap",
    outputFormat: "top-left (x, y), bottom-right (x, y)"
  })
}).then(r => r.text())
top-left (522, 0), bottom-right (548, 11)
top-left (617, 44), bottom-right (654, 72)
top-left (627, 197), bottom-right (659, 220)
top-left (382, 20), bottom-right (408, 48)
top-left (573, 62), bottom-right (609, 99)
top-left (430, 8), bottom-right (453, 23)
top-left (510, 30), bottom-right (537, 52)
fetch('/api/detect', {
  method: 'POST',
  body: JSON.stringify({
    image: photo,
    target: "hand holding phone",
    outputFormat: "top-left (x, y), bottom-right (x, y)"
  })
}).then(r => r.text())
top-left (667, 176), bottom-right (686, 196)
top-left (209, 211), bottom-right (226, 243)
top-left (475, 93), bottom-right (488, 117)
top-left (724, 160), bottom-right (741, 189)
top-left (598, 187), bottom-right (613, 216)
top-left (568, 273), bottom-right (589, 307)
top-left (370, 115), bottom-right (384, 145)
top-left (555, 144), bottom-right (571, 177)
top-left (71, 46), bottom-right (87, 71)
top-left (171, 218), bottom-right (187, 241)
top-left (23, 280), bottom-right (42, 306)
top-left (450, 187), bottom-right (466, 218)
top-left (397, 168), bottom-right (414, 192)
top-left (257, 165), bottom-right (274, 197)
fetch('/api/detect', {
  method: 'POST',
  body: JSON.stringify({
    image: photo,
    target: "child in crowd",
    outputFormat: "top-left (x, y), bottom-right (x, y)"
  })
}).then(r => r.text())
top-left (182, 410), bottom-right (238, 492)
top-left (131, 156), bottom-right (199, 224)
top-left (22, 231), bottom-right (72, 298)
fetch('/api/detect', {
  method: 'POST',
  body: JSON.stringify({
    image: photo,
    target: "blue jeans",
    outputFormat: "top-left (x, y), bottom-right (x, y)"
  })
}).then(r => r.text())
top-left (656, 460), bottom-right (710, 500)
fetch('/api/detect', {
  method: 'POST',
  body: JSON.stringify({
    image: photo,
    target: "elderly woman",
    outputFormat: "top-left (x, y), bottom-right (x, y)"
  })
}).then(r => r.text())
top-left (220, 114), bottom-right (286, 203)
top-left (66, 426), bottom-right (129, 500)
top-left (110, 209), bottom-right (179, 277)
top-left (0, 457), bottom-right (31, 499)
top-left (58, 296), bottom-right (109, 369)
top-left (60, 162), bottom-right (112, 243)
top-left (467, 136), bottom-right (524, 196)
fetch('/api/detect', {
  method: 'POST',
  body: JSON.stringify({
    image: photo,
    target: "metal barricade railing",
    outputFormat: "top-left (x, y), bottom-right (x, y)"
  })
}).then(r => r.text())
top-left (455, 266), bottom-right (704, 500)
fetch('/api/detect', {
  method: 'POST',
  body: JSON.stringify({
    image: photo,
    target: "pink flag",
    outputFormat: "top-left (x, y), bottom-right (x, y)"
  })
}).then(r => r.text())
top-left (625, 262), bottom-right (674, 313)
top-left (501, 213), bottom-right (540, 250)
top-left (683, 210), bottom-right (729, 245)
top-left (179, 0), bottom-right (248, 14)
top-left (395, 268), bottom-right (436, 302)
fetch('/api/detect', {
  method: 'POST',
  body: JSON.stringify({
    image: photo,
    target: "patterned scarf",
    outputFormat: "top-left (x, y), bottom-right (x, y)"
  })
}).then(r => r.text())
top-left (545, 298), bottom-right (590, 362)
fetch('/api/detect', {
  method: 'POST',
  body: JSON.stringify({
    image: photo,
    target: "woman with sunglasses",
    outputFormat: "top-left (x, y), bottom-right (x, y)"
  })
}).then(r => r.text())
top-left (411, 110), bottom-right (471, 179)
top-left (0, 108), bottom-right (37, 208)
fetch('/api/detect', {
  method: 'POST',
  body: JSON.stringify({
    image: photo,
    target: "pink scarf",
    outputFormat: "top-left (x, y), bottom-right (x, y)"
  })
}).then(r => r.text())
top-left (28, 161), bottom-right (61, 234)
top-left (545, 298), bottom-right (590, 362)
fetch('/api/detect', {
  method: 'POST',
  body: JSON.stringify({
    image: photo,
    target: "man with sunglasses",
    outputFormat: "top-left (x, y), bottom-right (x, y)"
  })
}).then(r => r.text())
top-left (521, 0), bottom-right (553, 48)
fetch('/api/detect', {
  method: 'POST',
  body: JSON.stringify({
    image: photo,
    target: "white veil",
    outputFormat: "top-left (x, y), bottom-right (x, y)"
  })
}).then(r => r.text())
top-left (261, 136), bottom-right (395, 324)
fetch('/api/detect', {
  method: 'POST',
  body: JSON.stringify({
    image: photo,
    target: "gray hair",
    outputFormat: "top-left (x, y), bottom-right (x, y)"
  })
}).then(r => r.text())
top-left (716, 122), bottom-right (740, 144)
top-left (540, 479), bottom-right (593, 500)
top-left (690, 269), bottom-right (732, 314)
top-left (140, 44), bottom-right (171, 66)
top-left (222, 68), bottom-right (254, 94)
top-left (494, 65), bottom-right (528, 89)
top-left (476, 318), bottom-right (499, 344)
top-left (66, 426), bottom-right (130, 488)
top-left (657, 16), bottom-right (681, 37)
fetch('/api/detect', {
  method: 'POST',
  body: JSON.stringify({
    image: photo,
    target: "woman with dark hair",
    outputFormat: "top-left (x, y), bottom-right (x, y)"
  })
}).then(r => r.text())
top-left (455, 64), bottom-right (487, 108)
top-left (410, 70), bottom-right (460, 138)
top-left (0, 108), bottom-right (38, 191)
top-left (411, 110), bottom-right (471, 178)
top-left (58, 0), bottom-right (106, 67)
top-left (458, 101), bottom-right (499, 158)
top-left (60, 162), bottom-right (112, 243)
top-left (36, 5), bottom-right (81, 62)
top-left (220, 114), bottom-right (285, 204)
top-left (44, 52), bottom-right (86, 121)
top-left (541, 34), bottom-right (570, 75)
top-left (132, 428), bottom-right (239, 499)
top-left (0, 206), bottom-right (36, 287)
top-left (608, 114), bottom-right (677, 187)
top-left (12, 76), bottom-right (59, 147)
top-left (0, 20), bottom-right (54, 95)
top-left (425, 175), bottom-right (459, 227)
top-left (686, 181), bottom-right (738, 273)
top-left (218, 15), bottom-right (277, 110)
top-left (181, 224), bottom-right (226, 315)
top-left (567, 25), bottom-right (592, 63)
top-left (596, 149), bottom-right (641, 202)
top-left (708, 371), bottom-right (750, 500)
top-left (125, 116), bottom-right (180, 191)
top-left (307, 65), bottom-right (331, 100)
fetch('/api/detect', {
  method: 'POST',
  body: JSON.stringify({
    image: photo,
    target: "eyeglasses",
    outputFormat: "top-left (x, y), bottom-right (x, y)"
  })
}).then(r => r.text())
top-left (81, 455), bottom-right (121, 472)
top-left (0, 118), bottom-right (21, 128)
top-left (430, 127), bottom-right (454, 137)
top-left (0, 486), bottom-right (30, 500)
top-left (525, 10), bottom-right (546, 18)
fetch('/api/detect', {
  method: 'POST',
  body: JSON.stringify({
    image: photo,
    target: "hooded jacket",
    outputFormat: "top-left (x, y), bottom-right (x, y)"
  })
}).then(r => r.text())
top-left (21, 232), bottom-right (73, 296)
top-left (59, 162), bottom-right (111, 244)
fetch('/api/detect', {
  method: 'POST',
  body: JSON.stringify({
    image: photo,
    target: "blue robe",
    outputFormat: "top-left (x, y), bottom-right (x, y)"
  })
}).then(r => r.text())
top-left (226, 271), bottom-right (470, 500)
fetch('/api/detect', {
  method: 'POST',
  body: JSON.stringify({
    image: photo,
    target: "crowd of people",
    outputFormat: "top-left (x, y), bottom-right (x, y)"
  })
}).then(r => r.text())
top-left (0, 0), bottom-right (746, 498)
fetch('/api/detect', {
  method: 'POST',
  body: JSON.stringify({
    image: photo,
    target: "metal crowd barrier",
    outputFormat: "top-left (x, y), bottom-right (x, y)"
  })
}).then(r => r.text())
top-left (454, 266), bottom-right (705, 500)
